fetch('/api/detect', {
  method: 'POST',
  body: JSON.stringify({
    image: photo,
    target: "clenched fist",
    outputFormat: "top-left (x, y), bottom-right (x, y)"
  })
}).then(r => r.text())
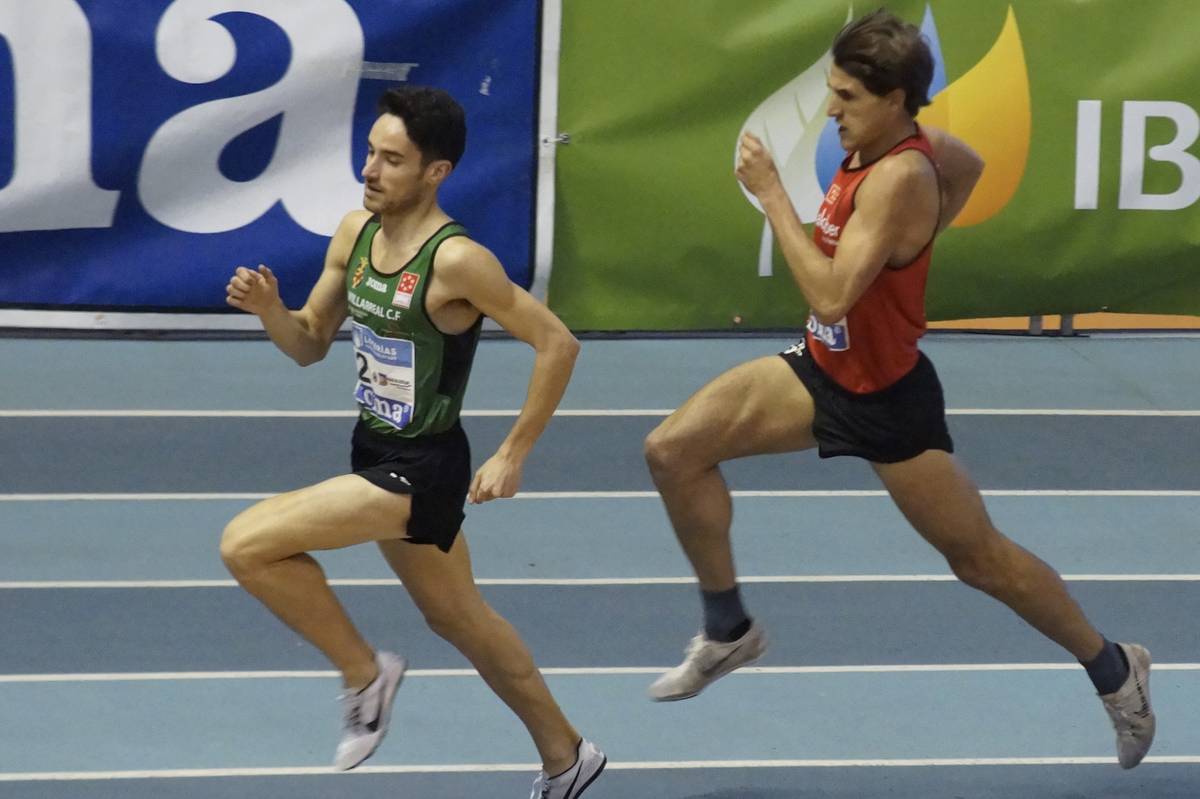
top-left (226, 265), bottom-right (282, 316)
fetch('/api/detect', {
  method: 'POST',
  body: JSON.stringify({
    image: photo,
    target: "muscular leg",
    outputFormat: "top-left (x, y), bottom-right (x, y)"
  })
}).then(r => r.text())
top-left (644, 356), bottom-right (818, 591)
top-left (873, 450), bottom-right (1104, 661)
top-left (377, 535), bottom-right (580, 775)
top-left (220, 474), bottom-right (413, 688)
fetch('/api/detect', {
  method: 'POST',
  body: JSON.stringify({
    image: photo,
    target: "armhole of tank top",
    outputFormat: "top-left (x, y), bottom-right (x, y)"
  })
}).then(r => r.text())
top-left (345, 214), bottom-right (379, 271)
top-left (883, 146), bottom-right (941, 271)
top-left (424, 229), bottom-right (482, 398)
top-left (420, 229), bottom-right (475, 328)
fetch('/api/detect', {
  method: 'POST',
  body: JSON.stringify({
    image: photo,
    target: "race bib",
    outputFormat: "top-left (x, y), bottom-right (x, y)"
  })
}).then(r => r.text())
top-left (351, 322), bottom-right (416, 430)
top-left (806, 313), bottom-right (850, 351)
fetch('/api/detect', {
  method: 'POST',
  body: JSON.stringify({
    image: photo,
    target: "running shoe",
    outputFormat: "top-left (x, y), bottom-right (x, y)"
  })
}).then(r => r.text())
top-left (647, 621), bottom-right (767, 701)
top-left (1100, 643), bottom-right (1155, 769)
top-left (529, 738), bottom-right (606, 799)
top-left (334, 650), bottom-right (407, 770)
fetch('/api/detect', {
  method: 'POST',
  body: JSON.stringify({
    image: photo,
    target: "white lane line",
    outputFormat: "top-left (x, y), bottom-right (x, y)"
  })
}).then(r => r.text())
top-left (0, 408), bottom-right (1198, 418)
top-left (3, 490), bottom-right (1199, 502)
top-left (2, 756), bottom-right (1198, 780)
top-left (4, 574), bottom-right (1200, 589)
top-left (2, 663), bottom-right (1199, 683)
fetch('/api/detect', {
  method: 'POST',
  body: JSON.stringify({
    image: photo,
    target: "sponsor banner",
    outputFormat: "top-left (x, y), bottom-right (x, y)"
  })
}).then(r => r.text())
top-left (0, 0), bottom-right (538, 315)
top-left (549, 0), bottom-right (1200, 330)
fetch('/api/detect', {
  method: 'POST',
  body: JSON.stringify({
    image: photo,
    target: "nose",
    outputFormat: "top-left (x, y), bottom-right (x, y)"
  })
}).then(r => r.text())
top-left (361, 155), bottom-right (377, 180)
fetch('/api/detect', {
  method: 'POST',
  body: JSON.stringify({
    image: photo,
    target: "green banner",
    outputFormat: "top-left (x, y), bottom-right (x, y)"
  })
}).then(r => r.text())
top-left (549, 1), bottom-right (1200, 330)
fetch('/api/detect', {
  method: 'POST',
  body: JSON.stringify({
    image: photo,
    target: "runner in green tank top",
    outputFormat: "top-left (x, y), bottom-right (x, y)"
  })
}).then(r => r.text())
top-left (220, 86), bottom-right (605, 798)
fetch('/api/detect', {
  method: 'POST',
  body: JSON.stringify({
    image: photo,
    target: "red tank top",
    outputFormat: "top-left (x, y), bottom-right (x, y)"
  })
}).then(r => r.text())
top-left (806, 128), bottom-right (938, 394)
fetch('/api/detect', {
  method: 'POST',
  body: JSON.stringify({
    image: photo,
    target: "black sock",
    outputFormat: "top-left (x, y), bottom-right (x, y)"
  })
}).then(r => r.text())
top-left (701, 586), bottom-right (751, 643)
top-left (1081, 638), bottom-right (1130, 695)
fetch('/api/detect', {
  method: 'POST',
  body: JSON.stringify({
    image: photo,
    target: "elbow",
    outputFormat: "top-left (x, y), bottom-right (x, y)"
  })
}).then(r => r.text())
top-left (292, 342), bottom-right (330, 368)
top-left (556, 331), bottom-right (581, 363)
top-left (808, 300), bottom-right (848, 326)
top-left (967, 154), bottom-right (986, 186)
top-left (541, 328), bottom-right (580, 365)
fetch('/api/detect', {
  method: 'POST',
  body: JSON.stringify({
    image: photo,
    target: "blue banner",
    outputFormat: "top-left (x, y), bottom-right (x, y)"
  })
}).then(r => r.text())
top-left (0, 0), bottom-right (539, 311)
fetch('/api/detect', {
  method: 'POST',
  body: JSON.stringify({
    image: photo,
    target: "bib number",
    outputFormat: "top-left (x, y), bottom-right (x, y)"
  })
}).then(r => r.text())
top-left (351, 322), bottom-right (416, 430)
top-left (806, 313), bottom-right (850, 351)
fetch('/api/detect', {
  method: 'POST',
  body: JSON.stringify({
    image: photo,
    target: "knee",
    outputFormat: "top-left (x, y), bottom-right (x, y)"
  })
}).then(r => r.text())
top-left (420, 600), bottom-right (479, 645)
top-left (220, 516), bottom-right (267, 581)
top-left (644, 423), bottom-right (690, 482)
top-left (945, 535), bottom-right (1024, 597)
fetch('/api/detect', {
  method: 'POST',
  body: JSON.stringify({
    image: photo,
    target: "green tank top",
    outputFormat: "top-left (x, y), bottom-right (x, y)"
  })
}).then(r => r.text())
top-left (345, 217), bottom-right (481, 438)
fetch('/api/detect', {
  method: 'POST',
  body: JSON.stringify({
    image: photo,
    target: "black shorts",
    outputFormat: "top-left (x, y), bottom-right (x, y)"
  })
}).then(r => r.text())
top-left (779, 341), bottom-right (954, 464)
top-left (350, 419), bottom-right (471, 553)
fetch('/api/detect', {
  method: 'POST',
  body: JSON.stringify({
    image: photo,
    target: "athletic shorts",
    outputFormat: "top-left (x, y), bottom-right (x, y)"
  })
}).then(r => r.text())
top-left (778, 341), bottom-right (954, 464)
top-left (350, 419), bottom-right (471, 553)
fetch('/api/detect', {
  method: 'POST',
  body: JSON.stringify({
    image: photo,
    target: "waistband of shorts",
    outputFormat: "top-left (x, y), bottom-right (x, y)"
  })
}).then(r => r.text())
top-left (788, 346), bottom-right (932, 401)
top-left (352, 416), bottom-right (465, 445)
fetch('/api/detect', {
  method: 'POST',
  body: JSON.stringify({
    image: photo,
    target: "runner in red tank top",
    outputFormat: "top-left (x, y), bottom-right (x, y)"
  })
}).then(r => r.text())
top-left (643, 9), bottom-right (1155, 769)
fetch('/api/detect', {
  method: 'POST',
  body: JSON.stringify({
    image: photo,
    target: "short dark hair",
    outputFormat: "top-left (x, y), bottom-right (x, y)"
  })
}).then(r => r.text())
top-left (832, 9), bottom-right (933, 117)
top-left (376, 86), bottom-right (467, 167)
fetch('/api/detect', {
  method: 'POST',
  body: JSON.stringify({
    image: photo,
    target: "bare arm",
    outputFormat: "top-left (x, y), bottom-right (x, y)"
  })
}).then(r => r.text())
top-left (226, 211), bottom-right (367, 365)
top-left (923, 125), bottom-right (985, 232)
top-left (736, 132), bottom-right (928, 324)
top-left (434, 239), bottom-right (580, 502)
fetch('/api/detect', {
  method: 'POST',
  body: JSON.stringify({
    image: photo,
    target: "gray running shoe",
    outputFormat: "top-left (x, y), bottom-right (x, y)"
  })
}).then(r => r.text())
top-left (1099, 643), bottom-right (1155, 769)
top-left (333, 651), bottom-right (407, 770)
top-left (529, 738), bottom-right (606, 799)
top-left (647, 622), bottom-right (767, 702)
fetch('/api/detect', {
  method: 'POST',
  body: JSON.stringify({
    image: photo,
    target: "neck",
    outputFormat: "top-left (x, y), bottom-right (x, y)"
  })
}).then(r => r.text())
top-left (855, 117), bottom-right (918, 166)
top-left (377, 193), bottom-right (449, 245)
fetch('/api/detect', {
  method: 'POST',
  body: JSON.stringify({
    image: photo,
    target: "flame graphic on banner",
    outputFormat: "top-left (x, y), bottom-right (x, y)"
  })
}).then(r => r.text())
top-left (916, 6), bottom-right (1030, 227)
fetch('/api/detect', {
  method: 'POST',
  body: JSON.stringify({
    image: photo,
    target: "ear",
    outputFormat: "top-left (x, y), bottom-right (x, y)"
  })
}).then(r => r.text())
top-left (425, 159), bottom-right (453, 186)
top-left (885, 87), bottom-right (907, 113)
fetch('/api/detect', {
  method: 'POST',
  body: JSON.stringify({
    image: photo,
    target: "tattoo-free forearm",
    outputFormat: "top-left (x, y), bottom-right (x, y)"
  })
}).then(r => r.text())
top-left (257, 302), bottom-right (333, 367)
top-left (497, 337), bottom-right (580, 460)
top-left (758, 185), bottom-right (840, 320)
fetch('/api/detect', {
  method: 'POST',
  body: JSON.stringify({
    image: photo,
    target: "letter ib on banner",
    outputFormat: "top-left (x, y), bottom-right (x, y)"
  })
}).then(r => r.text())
top-left (0, 0), bottom-right (538, 320)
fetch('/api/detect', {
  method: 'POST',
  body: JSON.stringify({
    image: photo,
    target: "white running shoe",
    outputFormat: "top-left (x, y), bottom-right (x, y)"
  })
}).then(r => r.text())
top-left (529, 738), bottom-right (606, 799)
top-left (333, 651), bottom-right (407, 771)
top-left (647, 622), bottom-right (767, 702)
top-left (1100, 643), bottom-right (1155, 769)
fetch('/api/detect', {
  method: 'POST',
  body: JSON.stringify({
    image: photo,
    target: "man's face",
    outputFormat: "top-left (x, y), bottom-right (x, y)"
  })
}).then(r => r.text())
top-left (825, 64), bottom-right (903, 154)
top-left (360, 114), bottom-right (439, 214)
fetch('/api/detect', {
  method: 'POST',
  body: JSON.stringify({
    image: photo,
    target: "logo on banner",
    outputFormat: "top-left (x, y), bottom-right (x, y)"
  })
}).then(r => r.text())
top-left (738, 4), bottom-right (1031, 277)
top-left (352, 257), bottom-right (367, 288)
top-left (392, 272), bottom-right (421, 308)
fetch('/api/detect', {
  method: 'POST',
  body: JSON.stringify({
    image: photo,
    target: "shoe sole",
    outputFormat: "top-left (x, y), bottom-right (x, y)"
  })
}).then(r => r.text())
top-left (338, 657), bottom-right (407, 771)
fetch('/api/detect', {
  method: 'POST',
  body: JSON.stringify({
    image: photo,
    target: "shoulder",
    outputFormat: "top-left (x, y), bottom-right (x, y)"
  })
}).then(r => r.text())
top-left (876, 148), bottom-right (937, 187)
top-left (434, 234), bottom-right (504, 277)
top-left (335, 210), bottom-right (375, 243)
top-left (324, 210), bottom-right (374, 269)
top-left (859, 148), bottom-right (937, 208)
